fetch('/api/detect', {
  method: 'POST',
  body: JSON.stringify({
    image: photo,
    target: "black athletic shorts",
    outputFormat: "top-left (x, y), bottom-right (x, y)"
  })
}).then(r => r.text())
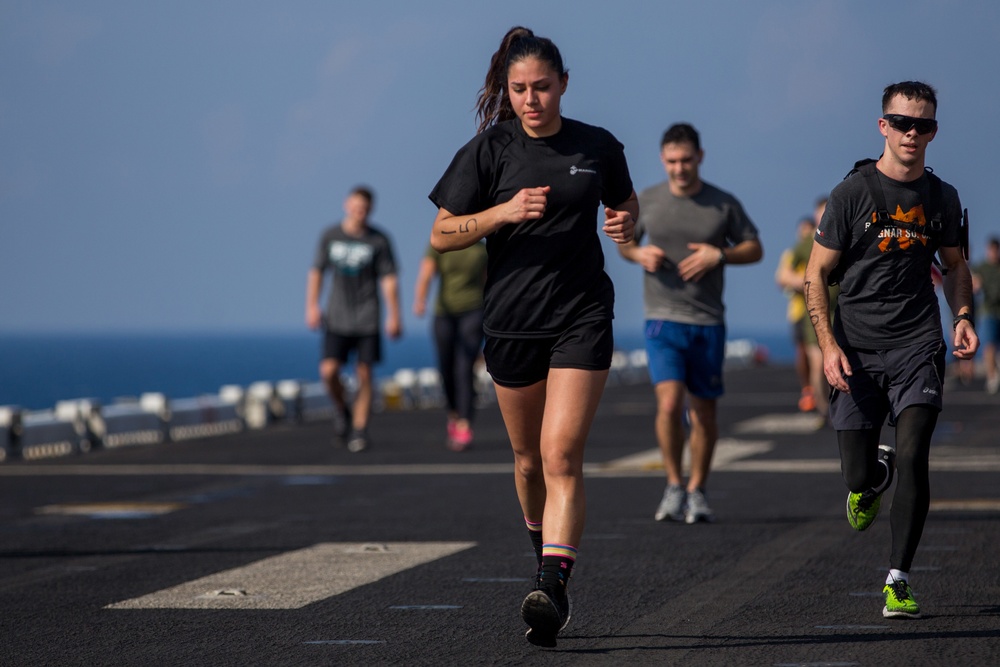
top-left (829, 338), bottom-right (946, 430)
top-left (484, 318), bottom-right (614, 388)
top-left (322, 330), bottom-right (381, 365)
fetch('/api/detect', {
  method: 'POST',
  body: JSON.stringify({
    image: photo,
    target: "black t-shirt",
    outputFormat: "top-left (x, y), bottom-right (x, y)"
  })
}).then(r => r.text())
top-left (816, 168), bottom-right (962, 349)
top-left (429, 118), bottom-right (634, 337)
top-left (312, 223), bottom-right (397, 335)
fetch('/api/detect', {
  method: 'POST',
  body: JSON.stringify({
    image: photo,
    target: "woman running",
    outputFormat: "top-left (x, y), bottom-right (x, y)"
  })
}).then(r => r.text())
top-left (428, 26), bottom-right (638, 647)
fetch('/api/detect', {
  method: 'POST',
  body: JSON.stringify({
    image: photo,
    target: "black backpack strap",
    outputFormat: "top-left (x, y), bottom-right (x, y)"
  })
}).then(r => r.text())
top-left (858, 160), bottom-right (892, 225)
top-left (864, 160), bottom-right (943, 238)
top-left (828, 160), bottom-right (948, 285)
top-left (827, 160), bottom-right (887, 285)
top-left (924, 168), bottom-right (971, 264)
top-left (926, 168), bottom-right (943, 234)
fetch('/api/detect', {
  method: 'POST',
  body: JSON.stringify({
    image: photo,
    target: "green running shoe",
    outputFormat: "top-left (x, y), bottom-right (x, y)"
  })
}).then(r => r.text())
top-left (846, 444), bottom-right (895, 531)
top-left (847, 489), bottom-right (882, 530)
top-left (883, 579), bottom-right (921, 619)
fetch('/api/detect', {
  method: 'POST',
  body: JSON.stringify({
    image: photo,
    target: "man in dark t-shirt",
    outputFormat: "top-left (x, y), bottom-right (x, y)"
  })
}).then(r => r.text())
top-left (804, 81), bottom-right (977, 620)
top-left (305, 186), bottom-right (401, 452)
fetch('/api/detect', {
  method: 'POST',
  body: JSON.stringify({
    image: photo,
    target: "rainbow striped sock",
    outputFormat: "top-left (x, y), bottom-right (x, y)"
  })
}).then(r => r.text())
top-left (542, 544), bottom-right (578, 561)
top-left (540, 543), bottom-right (577, 587)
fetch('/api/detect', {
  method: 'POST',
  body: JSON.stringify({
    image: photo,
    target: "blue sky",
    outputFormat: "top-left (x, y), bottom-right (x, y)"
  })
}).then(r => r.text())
top-left (2, 1), bottom-right (998, 337)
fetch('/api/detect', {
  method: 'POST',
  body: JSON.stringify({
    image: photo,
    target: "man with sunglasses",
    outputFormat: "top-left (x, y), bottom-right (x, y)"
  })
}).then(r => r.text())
top-left (804, 81), bottom-right (978, 620)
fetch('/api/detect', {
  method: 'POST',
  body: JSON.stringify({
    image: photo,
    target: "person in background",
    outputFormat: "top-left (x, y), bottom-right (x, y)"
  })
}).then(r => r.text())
top-left (777, 198), bottom-right (835, 423)
top-left (806, 197), bottom-right (837, 423)
top-left (305, 186), bottom-right (402, 453)
top-left (776, 215), bottom-right (819, 412)
top-left (618, 122), bottom-right (763, 525)
top-left (972, 237), bottom-right (1000, 393)
top-left (804, 81), bottom-right (977, 619)
top-left (428, 26), bottom-right (638, 647)
top-left (413, 241), bottom-right (487, 450)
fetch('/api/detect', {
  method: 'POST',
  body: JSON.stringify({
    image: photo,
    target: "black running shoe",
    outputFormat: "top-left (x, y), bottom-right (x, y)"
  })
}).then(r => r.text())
top-left (332, 406), bottom-right (352, 446)
top-left (521, 582), bottom-right (571, 648)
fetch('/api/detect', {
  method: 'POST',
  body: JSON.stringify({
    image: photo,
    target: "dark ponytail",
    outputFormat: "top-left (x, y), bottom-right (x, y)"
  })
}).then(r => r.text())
top-left (475, 26), bottom-right (566, 134)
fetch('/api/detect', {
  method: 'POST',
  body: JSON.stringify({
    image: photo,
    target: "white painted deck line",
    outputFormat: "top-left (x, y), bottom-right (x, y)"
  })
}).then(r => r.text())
top-left (106, 541), bottom-right (476, 610)
top-left (5, 440), bottom-right (1000, 478)
top-left (35, 501), bottom-right (186, 518)
top-left (733, 412), bottom-right (827, 435)
top-left (598, 438), bottom-right (773, 472)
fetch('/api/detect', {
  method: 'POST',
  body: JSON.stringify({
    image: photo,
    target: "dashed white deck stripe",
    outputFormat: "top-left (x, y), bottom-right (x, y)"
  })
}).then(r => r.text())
top-left (733, 412), bottom-right (827, 434)
top-left (930, 498), bottom-right (1000, 511)
top-left (106, 541), bottom-right (476, 610)
top-left (35, 501), bottom-right (186, 519)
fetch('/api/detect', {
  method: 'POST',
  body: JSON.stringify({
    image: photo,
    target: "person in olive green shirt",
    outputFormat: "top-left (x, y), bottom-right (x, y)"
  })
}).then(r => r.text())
top-left (413, 241), bottom-right (488, 450)
top-left (775, 215), bottom-right (818, 411)
top-left (777, 197), bottom-right (836, 422)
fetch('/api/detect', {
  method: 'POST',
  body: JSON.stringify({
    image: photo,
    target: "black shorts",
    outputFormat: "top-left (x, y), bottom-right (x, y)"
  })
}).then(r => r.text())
top-left (829, 338), bottom-right (946, 430)
top-left (322, 331), bottom-right (381, 365)
top-left (484, 318), bottom-right (614, 388)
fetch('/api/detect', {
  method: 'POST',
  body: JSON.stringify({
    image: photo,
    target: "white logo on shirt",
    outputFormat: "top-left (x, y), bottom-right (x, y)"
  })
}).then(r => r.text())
top-left (329, 241), bottom-right (374, 276)
top-left (569, 165), bottom-right (597, 175)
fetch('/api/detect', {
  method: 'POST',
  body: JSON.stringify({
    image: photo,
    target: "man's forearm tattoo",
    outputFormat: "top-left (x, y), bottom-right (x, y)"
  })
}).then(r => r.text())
top-left (441, 217), bottom-right (479, 235)
top-left (804, 279), bottom-right (821, 327)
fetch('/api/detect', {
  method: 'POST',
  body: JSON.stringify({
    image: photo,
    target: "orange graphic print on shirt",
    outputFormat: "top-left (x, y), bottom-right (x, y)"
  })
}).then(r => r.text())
top-left (873, 204), bottom-right (930, 253)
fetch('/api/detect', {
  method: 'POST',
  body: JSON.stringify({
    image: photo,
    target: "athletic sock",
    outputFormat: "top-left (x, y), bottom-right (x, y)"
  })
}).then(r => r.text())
top-left (525, 517), bottom-right (543, 568)
top-left (886, 569), bottom-right (908, 585)
top-left (540, 543), bottom-right (577, 588)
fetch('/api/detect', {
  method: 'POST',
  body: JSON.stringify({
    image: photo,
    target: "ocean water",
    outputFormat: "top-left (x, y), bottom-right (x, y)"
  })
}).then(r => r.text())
top-left (0, 328), bottom-right (792, 411)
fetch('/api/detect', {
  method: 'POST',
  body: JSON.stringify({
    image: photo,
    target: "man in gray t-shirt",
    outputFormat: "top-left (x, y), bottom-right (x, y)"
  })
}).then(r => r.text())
top-left (618, 123), bottom-right (762, 525)
top-left (305, 186), bottom-right (401, 452)
top-left (804, 81), bottom-right (977, 620)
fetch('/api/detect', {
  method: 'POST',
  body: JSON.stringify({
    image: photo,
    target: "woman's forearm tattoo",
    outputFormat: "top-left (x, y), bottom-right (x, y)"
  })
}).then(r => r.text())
top-left (441, 217), bottom-right (478, 235)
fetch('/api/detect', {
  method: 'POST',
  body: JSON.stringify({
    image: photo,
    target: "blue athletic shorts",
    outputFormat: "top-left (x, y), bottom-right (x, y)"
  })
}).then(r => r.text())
top-left (828, 338), bottom-right (946, 430)
top-left (978, 315), bottom-right (1000, 347)
top-left (644, 320), bottom-right (726, 398)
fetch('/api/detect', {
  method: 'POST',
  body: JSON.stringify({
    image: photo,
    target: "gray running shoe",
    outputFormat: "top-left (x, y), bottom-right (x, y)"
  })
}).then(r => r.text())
top-left (685, 488), bottom-right (714, 524)
top-left (654, 484), bottom-right (686, 522)
top-left (346, 429), bottom-right (368, 453)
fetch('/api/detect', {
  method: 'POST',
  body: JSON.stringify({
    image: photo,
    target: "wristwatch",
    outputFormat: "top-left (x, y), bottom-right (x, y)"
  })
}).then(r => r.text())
top-left (953, 312), bottom-right (974, 328)
top-left (717, 249), bottom-right (727, 266)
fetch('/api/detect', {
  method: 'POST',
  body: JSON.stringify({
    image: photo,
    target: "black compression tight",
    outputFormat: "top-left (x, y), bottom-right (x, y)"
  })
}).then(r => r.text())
top-left (838, 405), bottom-right (937, 572)
top-left (432, 310), bottom-right (484, 423)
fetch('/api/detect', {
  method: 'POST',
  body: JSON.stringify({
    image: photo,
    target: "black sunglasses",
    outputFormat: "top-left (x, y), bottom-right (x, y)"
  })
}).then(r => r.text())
top-left (882, 114), bottom-right (938, 135)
